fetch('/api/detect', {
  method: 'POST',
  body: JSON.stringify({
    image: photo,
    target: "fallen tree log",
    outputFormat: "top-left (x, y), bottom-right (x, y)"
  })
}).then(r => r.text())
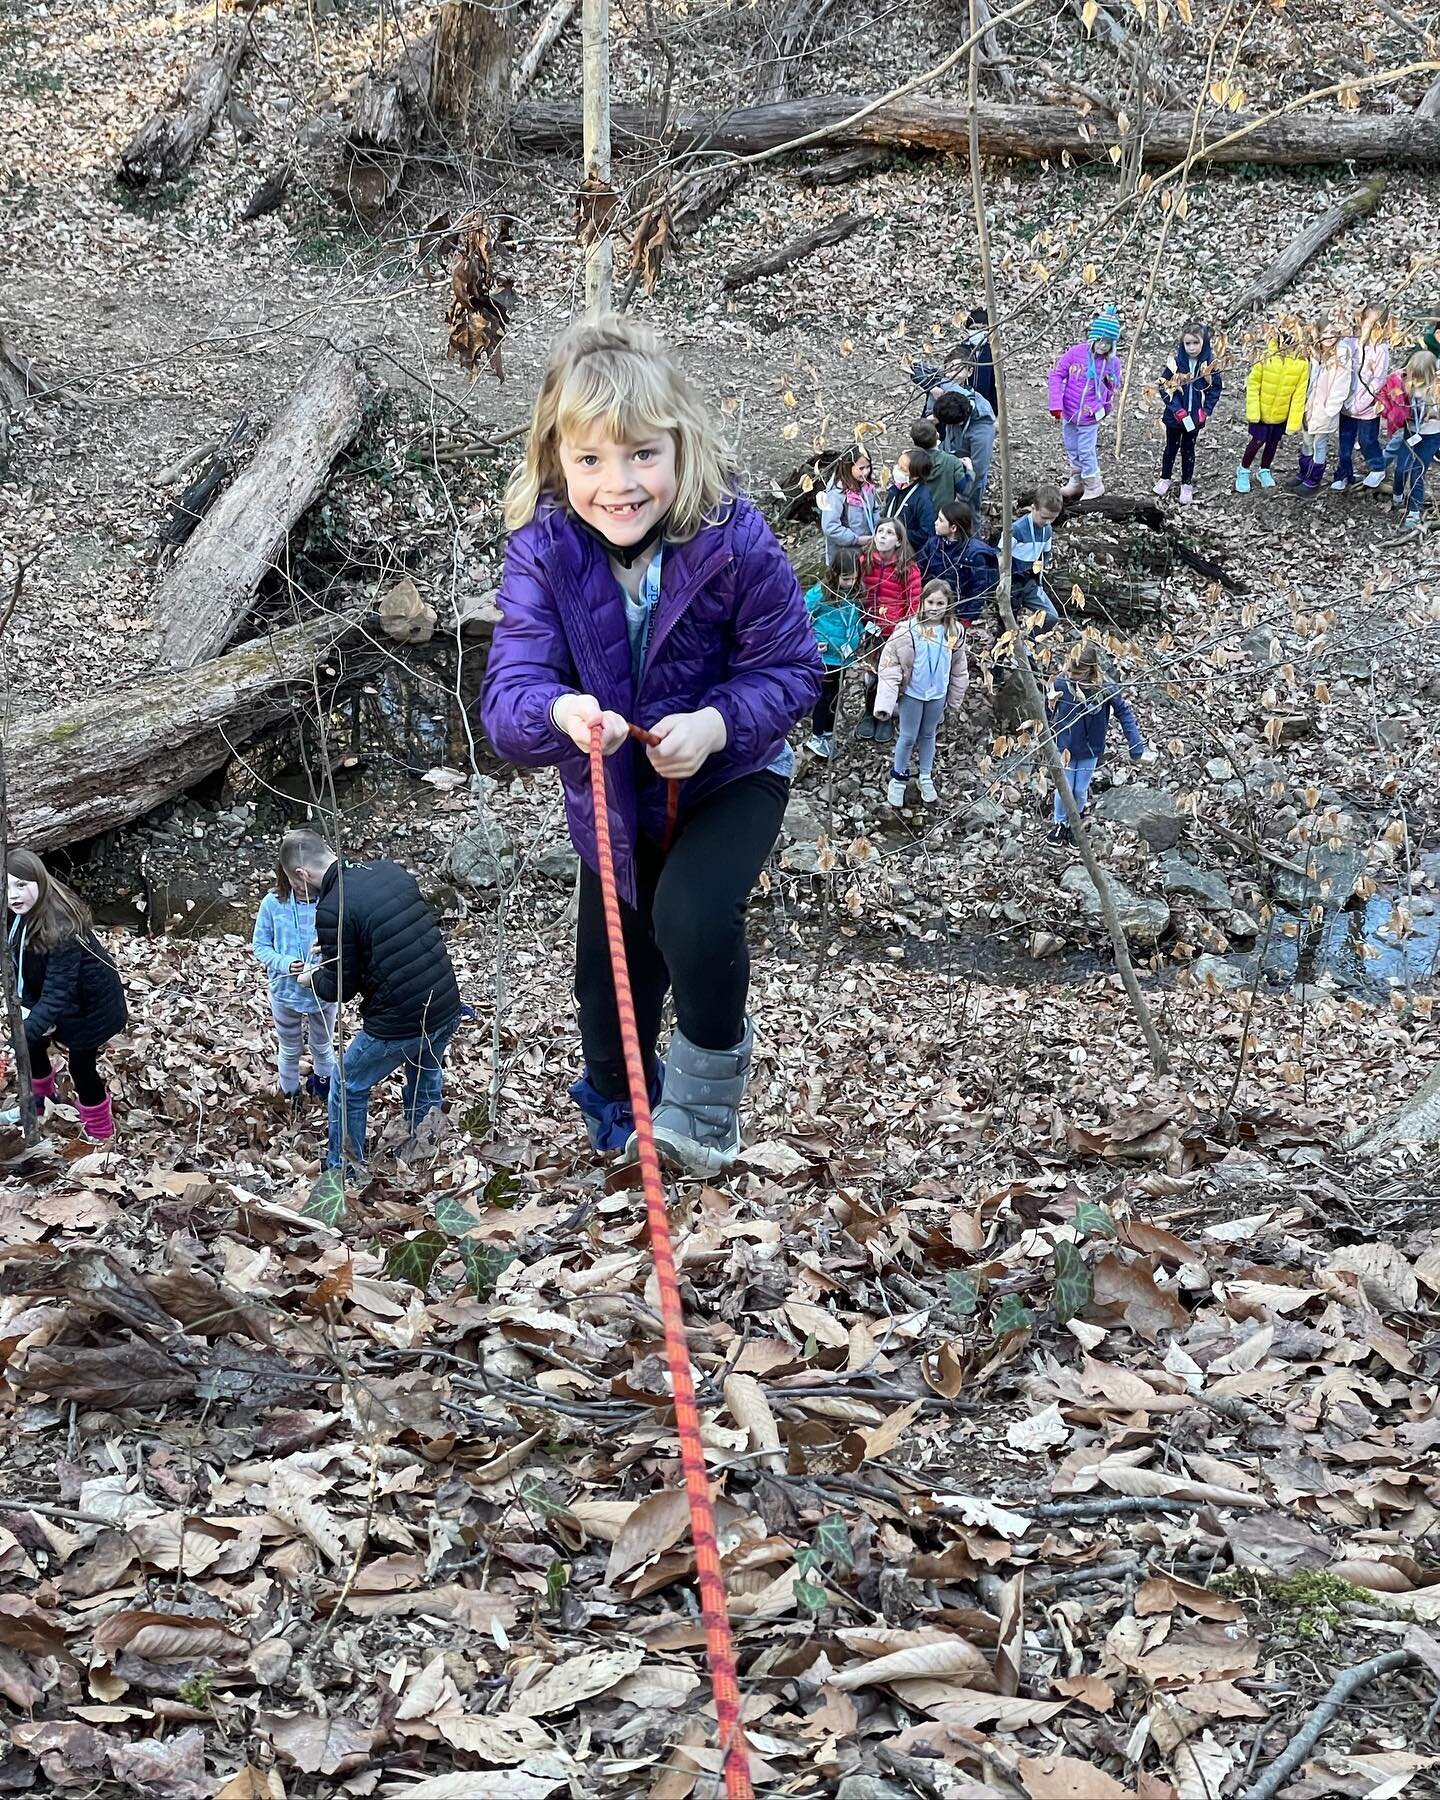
top-left (119, 23), bottom-right (248, 185)
top-left (154, 348), bottom-right (367, 670)
top-left (1018, 489), bottom-right (1246, 592)
top-left (514, 95), bottom-right (1440, 168)
top-left (722, 211), bottom-right (863, 289)
top-left (1225, 174), bottom-right (1387, 321)
top-left (512, 0), bottom-right (577, 95)
top-left (332, 31), bottom-right (436, 215)
top-left (797, 147), bottom-right (888, 186)
top-left (10, 614), bottom-right (363, 852)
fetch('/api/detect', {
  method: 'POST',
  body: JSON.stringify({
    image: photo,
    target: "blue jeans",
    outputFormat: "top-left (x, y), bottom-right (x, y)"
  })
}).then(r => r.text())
top-left (1394, 432), bottom-right (1440, 514)
top-left (1053, 756), bottom-right (1099, 823)
top-left (326, 1016), bottom-right (459, 1168)
top-left (1336, 414), bottom-right (1382, 480)
top-left (964, 422), bottom-right (996, 497)
top-left (1016, 572), bottom-right (1059, 628)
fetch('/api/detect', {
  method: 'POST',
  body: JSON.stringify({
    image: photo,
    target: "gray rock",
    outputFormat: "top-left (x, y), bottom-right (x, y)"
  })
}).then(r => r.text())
top-left (836, 1780), bottom-right (908, 1800)
top-left (1191, 953), bottom-right (1249, 990)
top-left (448, 816), bottom-right (510, 889)
top-left (782, 793), bottom-right (825, 844)
top-left (1205, 757), bottom-right (1234, 781)
top-left (455, 586), bottom-right (503, 633)
top-left (1060, 864), bottom-right (1170, 945)
top-left (1093, 783), bottom-right (1185, 851)
top-left (962, 796), bottom-right (1008, 833)
top-left (1159, 852), bottom-right (1233, 911)
top-left (534, 843), bottom-right (579, 883)
top-left (1226, 909), bottom-right (1261, 942)
top-left (1272, 834), bottom-right (1366, 912)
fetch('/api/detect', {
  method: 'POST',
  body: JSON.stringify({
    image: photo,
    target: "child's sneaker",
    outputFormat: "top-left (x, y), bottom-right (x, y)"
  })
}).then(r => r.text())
top-left (1330, 475), bottom-right (1350, 492)
top-left (1082, 474), bottom-right (1106, 499)
top-left (1046, 823), bottom-right (1073, 846)
top-left (917, 775), bottom-right (938, 803)
top-left (1153, 477), bottom-right (1171, 497)
top-left (1256, 469), bottom-right (1276, 488)
top-left (1061, 473), bottom-right (1084, 501)
top-left (1404, 512), bottom-right (1424, 531)
top-left (1179, 484), bottom-right (1194, 505)
top-left (887, 777), bottom-right (908, 807)
top-left (855, 715), bottom-right (876, 740)
top-left (1234, 466), bottom-right (1251, 494)
top-left (806, 732), bottom-right (834, 760)
top-left (1362, 470), bottom-right (1386, 489)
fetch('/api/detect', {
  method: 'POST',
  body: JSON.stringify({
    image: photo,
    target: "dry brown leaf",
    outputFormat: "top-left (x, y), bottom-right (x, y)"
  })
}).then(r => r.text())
top-left (931, 1690), bottom-right (1067, 1729)
top-left (509, 1645), bottom-right (645, 1717)
top-left (604, 1488), bottom-right (691, 1587)
top-left (848, 1396), bottom-right (924, 1464)
top-left (256, 1711), bottom-right (372, 1775)
top-left (431, 1709), bottom-right (557, 1762)
top-left (395, 1652), bottom-right (458, 1721)
top-left (1326, 1558), bottom-right (1415, 1593)
top-left (93, 1610), bottom-right (248, 1663)
top-left (1177, 1679), bottom-right (1268, 1720)
top-left (1092, 1254), bottom-right (1191, 1339)
top-left (108, 1726), bottom-right (207, 1799)
top-left (379, 1776), bottom-right (566, 1800)
top-left (611, 1665), bottom-right (702, 1709)
top-left (1136, 1575), bottom-right (1244, 1620)
top-left (1020, 1751), bottom-right (1130, 1798)
top-left (213, 1768), bottom-right (286, 1800)
top-left (1325, 1243), bottom-right (1419, 1313)
top-left (1173, 1730), bottom-right (1235, 1800)
top-left (829, 1636), bottom-right (990, 1692)
top-left (0, 1594), bottom-right (68, 1656)
top-left (1052, 1672), bottom-right (1117, 1711)
top-left (995, 1570), bottom-right (1025, 1697)
top-left (1403, 1624), bottom-right (1440, 1682)
top-left (1006, 1402), bottom-right (1069, 1451)
top-left (723, 1374), bottom-right (784, 1472)
top-left (1096, 1461), bottom-right (1264, 1509)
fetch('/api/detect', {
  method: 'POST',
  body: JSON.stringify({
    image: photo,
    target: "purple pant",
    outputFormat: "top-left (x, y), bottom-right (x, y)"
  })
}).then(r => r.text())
top-left (1242, 422), bottom-right (1285, 469)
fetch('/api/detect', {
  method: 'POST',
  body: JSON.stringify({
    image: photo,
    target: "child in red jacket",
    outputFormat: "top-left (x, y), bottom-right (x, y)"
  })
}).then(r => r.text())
top-left (857, 519), bottom-right (921, 745)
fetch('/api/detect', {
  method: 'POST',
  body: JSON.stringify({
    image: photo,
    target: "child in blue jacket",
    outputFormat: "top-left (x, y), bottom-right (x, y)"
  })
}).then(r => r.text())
top-left (1155, 321), bottom-right (1222, 505)
top-left (804, 548), bottom-right (865, 759)
top-left (252, 849), bottom-right (337, 1099)
top-left (1047, 643), bottom-right (1146, 845)
top-left (919, 502), bottom-right (996, 624)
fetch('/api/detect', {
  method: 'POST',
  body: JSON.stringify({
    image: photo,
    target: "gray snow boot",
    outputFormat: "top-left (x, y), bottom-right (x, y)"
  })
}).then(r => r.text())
top-left (634, 1021), bottom-right (754, 1176)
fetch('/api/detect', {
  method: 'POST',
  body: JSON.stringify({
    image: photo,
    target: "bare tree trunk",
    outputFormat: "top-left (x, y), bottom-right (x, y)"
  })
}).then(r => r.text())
top-left (432, 0), bottom-right (511, 145)
top-left (965, 0), bottom-right (1170, 1076)
top-left (582, 0), bottom-right (613, 312)
top-left (513, 0), bottom-right (578, 96)
top-left (332, 31), bottom-right (435, 216)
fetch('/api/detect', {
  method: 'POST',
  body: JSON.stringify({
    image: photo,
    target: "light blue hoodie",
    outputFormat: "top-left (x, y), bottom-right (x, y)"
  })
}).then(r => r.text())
top-left (252, 892), bottom-right (325, 1013)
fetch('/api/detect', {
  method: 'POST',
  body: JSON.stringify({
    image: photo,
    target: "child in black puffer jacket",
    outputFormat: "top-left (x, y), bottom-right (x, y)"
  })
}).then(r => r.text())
top-left (6, 850), bottom-right (127, 1141)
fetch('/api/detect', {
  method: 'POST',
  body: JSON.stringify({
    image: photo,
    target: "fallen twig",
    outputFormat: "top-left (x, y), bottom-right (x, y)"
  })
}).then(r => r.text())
top-left (1238, 1648), bottom-right (1415, 1800)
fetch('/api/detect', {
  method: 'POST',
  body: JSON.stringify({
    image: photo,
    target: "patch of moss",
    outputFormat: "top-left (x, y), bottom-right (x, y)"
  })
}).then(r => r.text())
top-left (1216, 1568), bottom-right (1370, 1639)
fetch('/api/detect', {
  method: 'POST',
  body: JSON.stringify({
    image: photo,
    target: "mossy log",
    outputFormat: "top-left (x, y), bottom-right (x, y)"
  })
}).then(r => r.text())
top-left (10, 615), bottom-right (362, 852)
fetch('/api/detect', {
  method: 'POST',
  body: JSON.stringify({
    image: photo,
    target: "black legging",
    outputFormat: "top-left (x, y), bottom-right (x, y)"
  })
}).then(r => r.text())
top-left (814, 669), bottom-right (843, 735)
top-left (1161, 421), bottom-right (1196, 483)
top-left (28, 1039), bottom-right (107, 1106)
top-left (575, 771), bottom-right (789, 1100)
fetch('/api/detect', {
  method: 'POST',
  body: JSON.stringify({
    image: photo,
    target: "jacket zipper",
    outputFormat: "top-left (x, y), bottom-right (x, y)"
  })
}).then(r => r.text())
top-left (636, 546), bottom-right (729, 700)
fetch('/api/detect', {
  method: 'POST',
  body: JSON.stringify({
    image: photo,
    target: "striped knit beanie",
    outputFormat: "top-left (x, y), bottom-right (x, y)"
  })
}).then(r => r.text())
top-left (1089, 306), bottom-right (1121, 346)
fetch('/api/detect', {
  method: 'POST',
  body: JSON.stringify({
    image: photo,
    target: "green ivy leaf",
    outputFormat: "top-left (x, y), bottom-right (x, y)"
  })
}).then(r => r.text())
top-left (519, 1475), bottom-right (572, 1522)
top-left (544, 1559), bottom-right (570, 1609)
top-left (383, 1230), bottom-right (448, 1291)
top-left (432, 1192), bottom-right (480, 1237)
top-left (813, 1514), bottom-right (855, 1571)
top-left (483, 1169), bottom-right (521, 1210)
top-left (461, 1242), bottom-right (518, 1300)
top-left (795, 1577), bottom-right (829, 1615)
top-left (991, 1293), bottom-right (1036, 1338)
top-left (945, 1268), bottom-right (985, 1318)
top-left (1072, 1200), bottom-right (1118, 1240)
top-left (1053, 1240), bottom-right (1094, 1323)
top-left (302, 1167), bottom-right (348, 1228)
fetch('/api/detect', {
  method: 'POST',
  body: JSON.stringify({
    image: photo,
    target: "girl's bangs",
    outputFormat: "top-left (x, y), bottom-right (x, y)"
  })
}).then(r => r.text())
top-left (555, 357), bottom-right (676, 449)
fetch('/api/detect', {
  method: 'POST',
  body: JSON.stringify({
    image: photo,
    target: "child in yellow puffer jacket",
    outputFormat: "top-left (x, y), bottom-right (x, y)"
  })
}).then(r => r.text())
top-left (1237, 324), bottom-right (1308, 493)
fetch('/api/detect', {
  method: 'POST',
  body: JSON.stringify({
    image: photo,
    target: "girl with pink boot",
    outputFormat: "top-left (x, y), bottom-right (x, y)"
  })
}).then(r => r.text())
top-left (1048, 307), bottom-right (1123, 500)
top-left (5, 851), bottom-right (127, 1142)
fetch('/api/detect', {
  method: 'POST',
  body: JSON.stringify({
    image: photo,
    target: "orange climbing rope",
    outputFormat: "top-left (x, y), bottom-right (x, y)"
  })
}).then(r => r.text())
top-left (589, 719), bottom-right (752, 1800)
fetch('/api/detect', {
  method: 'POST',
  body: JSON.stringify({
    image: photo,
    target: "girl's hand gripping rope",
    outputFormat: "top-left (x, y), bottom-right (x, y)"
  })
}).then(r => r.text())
top-left (586, 717), bottom-right (752, 1800)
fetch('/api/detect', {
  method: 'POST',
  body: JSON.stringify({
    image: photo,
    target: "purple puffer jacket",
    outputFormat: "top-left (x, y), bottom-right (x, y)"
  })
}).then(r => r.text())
top-left (480, 494), bottom-right (823, 905)
top-left (1048, 341), bottom-right (1122, 426)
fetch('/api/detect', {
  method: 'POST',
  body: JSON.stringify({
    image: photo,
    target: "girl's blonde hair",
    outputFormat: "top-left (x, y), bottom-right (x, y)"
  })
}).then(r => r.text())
top-left (1069, 641), bottom-right (1106, 687)
top-left (917, 578), bottom-right (960, 646)
top-left (1405, 350), bottom-right (1438, 390)
top-left (504, 314), bottom-right (735, 538)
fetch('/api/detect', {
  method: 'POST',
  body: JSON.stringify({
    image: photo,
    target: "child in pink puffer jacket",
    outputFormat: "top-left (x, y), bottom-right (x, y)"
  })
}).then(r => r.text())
top-left (1048, 307), bottom-right (1122, 500)
top-left (1296, 318), bottom-right (1353, 492)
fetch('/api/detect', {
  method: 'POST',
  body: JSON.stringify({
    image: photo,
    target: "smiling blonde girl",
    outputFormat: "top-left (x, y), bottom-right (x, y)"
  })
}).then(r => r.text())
top-left (481, 315), bottom-right (821, 1174)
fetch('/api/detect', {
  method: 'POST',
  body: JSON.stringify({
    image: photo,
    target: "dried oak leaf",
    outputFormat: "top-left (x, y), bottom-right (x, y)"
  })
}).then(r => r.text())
top-left (0, 1594), bottom-right (69, 1657)
top-left (107, 1725), bottom-right (207, 1799)
top-left (9, 1721), bottom-right (113, 1785)
top-left (509, 1646), bottom-right (645, 1718)
top-left (1020, 1751), bottom-right (1130, 1798)
top-left (213, 1769), bottom-right (286, 1800)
